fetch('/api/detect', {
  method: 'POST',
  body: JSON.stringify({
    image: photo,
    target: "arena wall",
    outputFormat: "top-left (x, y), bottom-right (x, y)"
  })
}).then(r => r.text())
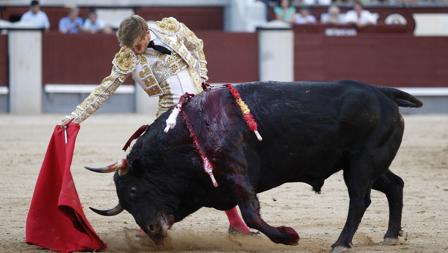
top-left (294, 34), bottom-right (448, 87)
top-left (41, 32), bottom-right (259, 85)
top-left (2, 27), bottom-right (448, 114)
top-left (39, 31), bottom-right (258, 115)
top-left (0, 34), bottom-right (7, 112)
top-left (0, 35), bottom-right (7, 87)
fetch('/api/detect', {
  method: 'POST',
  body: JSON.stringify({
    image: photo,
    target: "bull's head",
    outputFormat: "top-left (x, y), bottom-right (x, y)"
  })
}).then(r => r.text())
top-left (86, 158), bottom-right (177, 245)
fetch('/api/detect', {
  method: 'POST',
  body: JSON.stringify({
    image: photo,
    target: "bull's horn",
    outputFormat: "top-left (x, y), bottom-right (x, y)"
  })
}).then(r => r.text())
top-left (89, 203), bottom-right (124, 216)
top-left (85, 159), bottom-right (128, 175)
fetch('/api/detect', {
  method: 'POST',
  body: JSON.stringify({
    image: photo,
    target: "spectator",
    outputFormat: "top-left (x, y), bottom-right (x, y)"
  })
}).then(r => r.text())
top-left (384, 13), bottom-right (407, 25)
top-left (59, 6), bottom-right (83, 33)
top-left (344, 1), bottom-right (377, 27)
top-left (299, 0), bottom-right (332, 6)
top-left (295, 7), bottom-right (316, 24)
top-left (82, 8), bottom-right (112, 34)
top-left (321, 5), bottom-right (345, 25)
top-left (258, 0), bottom-right (278, 8)
top-left (20, 0), bottom-right (50, 30)
top-left (274, 0), bottom-right (296, 24)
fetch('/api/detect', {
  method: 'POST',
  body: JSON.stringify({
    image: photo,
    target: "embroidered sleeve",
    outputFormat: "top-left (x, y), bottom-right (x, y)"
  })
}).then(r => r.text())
top-left (68, 47), bottom-right (136, 123)
top-left (179, 22), bottom-right (208, 81)
top-left (69, 71), bottom-right (127, 123)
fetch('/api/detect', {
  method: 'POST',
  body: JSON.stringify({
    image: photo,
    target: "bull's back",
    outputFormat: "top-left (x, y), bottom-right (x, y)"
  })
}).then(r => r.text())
top-left (228, 81), bottom-right (401, 191)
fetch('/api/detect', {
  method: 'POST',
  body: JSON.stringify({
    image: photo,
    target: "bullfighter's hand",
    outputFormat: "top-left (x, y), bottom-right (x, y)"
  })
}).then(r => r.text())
top-left (59, 116), bottom-right (73, 128)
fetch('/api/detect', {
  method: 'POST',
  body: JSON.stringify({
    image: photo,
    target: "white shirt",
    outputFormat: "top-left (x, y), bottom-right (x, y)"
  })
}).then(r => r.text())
top-left (165, 69), bottom-right (196, 101)
top-left (295, 15), bottom-right (317, 24)
top-left (344, 10), bottom-right (377, 26)
top-left (302, 0), bottom-right (332, 5)
top-left (321, 13), bottom-right (346, 25)
top-left (20, 10), bottom-right (50, 29)
top-left (82, 18), bottom-right (105, 33)
top-left (149, 30), bottom-right (168, 48)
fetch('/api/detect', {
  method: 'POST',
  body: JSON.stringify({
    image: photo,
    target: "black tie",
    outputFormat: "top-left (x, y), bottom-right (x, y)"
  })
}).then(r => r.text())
top-left (147, 40), bottom-right (171, 55)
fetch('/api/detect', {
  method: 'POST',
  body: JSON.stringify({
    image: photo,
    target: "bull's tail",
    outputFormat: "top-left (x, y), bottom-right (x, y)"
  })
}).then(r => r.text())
top-left (378, 87), bottom-right (423, 108)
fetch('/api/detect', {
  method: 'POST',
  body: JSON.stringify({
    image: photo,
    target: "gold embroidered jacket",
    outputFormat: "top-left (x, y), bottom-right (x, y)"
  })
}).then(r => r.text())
top-left (68, 17), bottom-right (207, 123)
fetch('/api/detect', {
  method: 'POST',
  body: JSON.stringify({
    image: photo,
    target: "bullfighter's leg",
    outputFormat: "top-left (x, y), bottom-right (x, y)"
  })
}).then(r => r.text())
top-left (332, 165), bottom-right (374, 250)
top-left (225, 206), bottom-right (252, 234)
top-left (227, 174), bottom-right (299, 245)
top-left (372, 170), bottom-right (404, 244)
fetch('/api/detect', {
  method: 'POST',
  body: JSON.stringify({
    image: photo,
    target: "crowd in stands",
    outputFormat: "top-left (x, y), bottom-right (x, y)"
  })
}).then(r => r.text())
top-left (18, 0), bottom-right (112, 33)
top-left (11, 0), bottom-right (405, 33)
top-left (273, 0), bottom-right (378, 26)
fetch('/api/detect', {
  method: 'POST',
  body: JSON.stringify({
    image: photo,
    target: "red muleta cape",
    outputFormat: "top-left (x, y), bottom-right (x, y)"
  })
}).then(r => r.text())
top-left (26, 123), bottom-right (106, 253)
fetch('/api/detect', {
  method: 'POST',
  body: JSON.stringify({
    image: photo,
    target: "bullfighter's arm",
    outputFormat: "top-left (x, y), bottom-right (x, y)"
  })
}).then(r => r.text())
top-left (65, 47), bottom-right (137, 124)
top-left (227, 173), bottom-right (300, 245)
top-left (179, 22), bottom-right (208, 81)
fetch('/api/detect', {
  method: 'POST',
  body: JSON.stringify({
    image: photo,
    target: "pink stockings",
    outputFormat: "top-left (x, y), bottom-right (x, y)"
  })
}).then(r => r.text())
top-left (225, 206), bottom-right (251, 234)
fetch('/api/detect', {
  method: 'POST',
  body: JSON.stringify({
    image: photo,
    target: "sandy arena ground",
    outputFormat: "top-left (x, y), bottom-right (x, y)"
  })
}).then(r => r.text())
top-left (0, 114), bottom-right (447, 253)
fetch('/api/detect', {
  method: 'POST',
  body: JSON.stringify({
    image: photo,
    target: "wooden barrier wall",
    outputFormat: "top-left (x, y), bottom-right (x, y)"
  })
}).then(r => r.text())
top-left (294, 24), bottom-right (414, 35)
top-left (14, 31), bottom-right (448, 88)
top-left (42, 32), bottom-right (259, 85)
top-left (136, 7), bottom-right (223, 31)
top-left (198, 31), bottom-right (259, 83)
top-left (42, 33), bottom-right (128, 85)
top-left (294, 34), bottom-right (448, 87)
top-left (0, 35), bottom-right (7, 86)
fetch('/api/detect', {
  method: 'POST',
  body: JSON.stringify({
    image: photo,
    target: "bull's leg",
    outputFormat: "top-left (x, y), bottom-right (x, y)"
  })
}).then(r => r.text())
top-left (332, 167), bottom-right (373, 250)
top-left (227, 174), bottom-right (299, 245)
top-left (372, 170), bottom-right (404, 244)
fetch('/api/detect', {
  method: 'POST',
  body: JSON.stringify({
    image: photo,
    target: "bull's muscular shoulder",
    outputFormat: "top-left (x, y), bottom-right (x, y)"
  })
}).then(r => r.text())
top-left (155, 17), bottom-right (180, 34)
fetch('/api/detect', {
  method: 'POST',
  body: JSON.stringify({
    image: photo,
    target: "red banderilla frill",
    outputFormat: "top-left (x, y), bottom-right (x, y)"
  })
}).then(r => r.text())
top-left (122, 124), bottom-right (150, 151)
top-left (164, 92), bottom-right (219, 188)
top-left (225, 83), bottom-right (262, 141)
top-left (181, 110), bottom-right (219, 187)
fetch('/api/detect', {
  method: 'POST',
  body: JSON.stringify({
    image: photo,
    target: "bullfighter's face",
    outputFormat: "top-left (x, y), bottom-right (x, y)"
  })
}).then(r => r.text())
top-left (131, 31), bottom-right (150, 55)
top-left (113, 171), bottom-right (176, 245)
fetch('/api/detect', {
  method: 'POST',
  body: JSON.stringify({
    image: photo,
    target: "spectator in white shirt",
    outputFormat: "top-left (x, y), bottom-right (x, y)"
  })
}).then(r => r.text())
top-left (344, 1), bottom-right (377, 27)
top-left (321, 5), bottom-right (345, 25)
top-left (300, 0), bottom-right (332, 6)
top-left (295, 7), bottom-right (316, 24)
top-left (82, 8), bottom-right (112, 34)
top-left (20, 0), bottom-right (50, 30)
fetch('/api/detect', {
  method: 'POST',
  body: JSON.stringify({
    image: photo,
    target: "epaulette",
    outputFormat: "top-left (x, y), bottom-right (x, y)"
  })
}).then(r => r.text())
top-left (112, 47), bottom-right (137, 74)
top-left (155, 17), bottom-right (180, 33)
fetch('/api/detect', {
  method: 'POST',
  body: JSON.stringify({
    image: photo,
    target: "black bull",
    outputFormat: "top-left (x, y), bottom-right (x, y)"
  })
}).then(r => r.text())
top-left (88, 81), bottom-right (422, 250)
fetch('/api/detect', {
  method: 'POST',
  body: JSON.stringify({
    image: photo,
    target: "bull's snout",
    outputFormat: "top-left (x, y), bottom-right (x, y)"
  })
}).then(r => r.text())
top-left (143, 220), bottom-right (170, 245)
top-left (147, 223), bottom-right (166, 235)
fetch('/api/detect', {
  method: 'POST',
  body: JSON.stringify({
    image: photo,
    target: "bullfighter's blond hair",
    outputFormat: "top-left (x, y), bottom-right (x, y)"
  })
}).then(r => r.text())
top-left (117, 15), bottom-right (148, 47)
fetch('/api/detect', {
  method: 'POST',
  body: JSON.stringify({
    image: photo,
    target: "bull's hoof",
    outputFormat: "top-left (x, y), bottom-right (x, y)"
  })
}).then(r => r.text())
top-left (330, 246), bottom-right (351, 253)
top-left (276, 226), bottom-right (300, 245)
top-left (383, 230), bottom-right (407, 245)
top-left (383, 237), bottom-right (399, 245)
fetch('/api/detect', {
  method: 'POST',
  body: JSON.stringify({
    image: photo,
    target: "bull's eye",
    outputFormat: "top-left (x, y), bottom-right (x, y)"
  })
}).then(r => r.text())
top-left (129, 186), bottom-right (137, 198)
